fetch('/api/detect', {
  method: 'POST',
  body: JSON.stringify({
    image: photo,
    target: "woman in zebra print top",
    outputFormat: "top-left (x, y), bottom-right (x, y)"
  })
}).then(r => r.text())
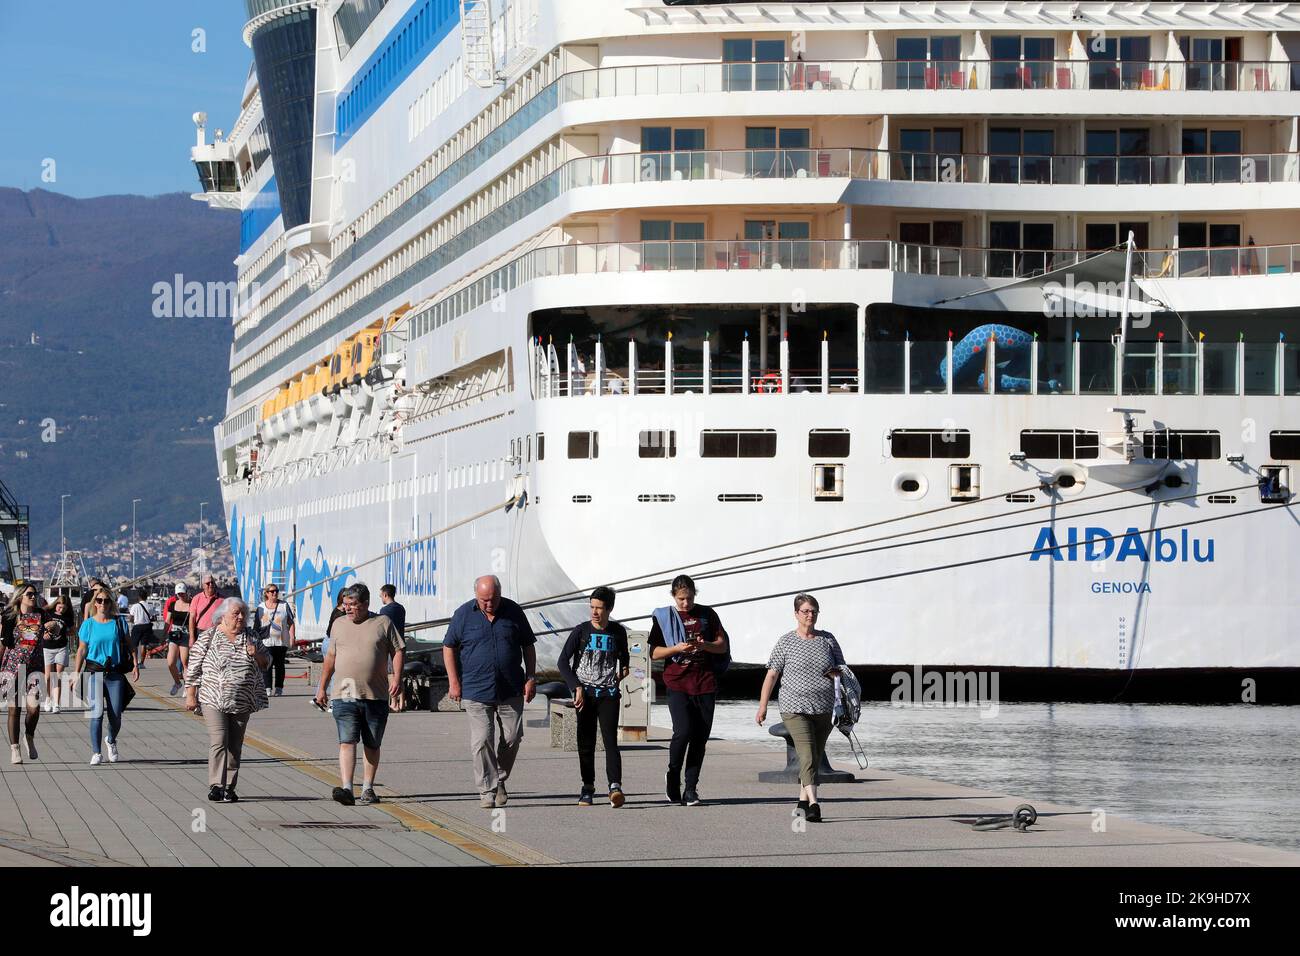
top-left (184, 598), bottom-right (270, 803)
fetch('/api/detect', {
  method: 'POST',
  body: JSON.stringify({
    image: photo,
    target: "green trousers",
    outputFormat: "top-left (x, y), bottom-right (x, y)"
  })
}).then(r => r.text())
top-left (782, 711), bottom-right (834, 786)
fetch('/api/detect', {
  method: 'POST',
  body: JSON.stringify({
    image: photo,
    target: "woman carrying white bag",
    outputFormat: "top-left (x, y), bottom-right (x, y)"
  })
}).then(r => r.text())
top-left (755, 592), bottom-right (855, 823)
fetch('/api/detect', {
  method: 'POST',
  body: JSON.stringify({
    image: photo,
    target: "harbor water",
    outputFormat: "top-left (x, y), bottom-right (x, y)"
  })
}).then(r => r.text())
top-left (654, 700), bottom-right (1300, 852)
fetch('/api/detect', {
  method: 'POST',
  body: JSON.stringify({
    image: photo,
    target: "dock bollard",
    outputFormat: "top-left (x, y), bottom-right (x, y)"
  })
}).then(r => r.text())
top-left (757, 721), bottom-right (855, 784)
top-left (534, 681), bottom-right (570, 732)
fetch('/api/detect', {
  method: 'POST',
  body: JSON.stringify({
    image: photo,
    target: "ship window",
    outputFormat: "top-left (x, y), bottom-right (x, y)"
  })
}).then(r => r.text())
top-left (808, 429), bottom-right (850, 457)
top-left (567, 431), bottom-right (598, 459)
top-left (1020, 430), bottom-right (1100, 459)
top-left (813, 464), bottom-right (844, 501)
top-left (700, 429), bottom-right (778, 458)
top-left (890, 429), bottom-right (971, 458)
top-left (1142, 430), bottom-right (1220, 460)
top-left (1270, 431), bottom-right (1300, 459)
top-left (718, 493), bottom-right (764, 502)
top-left (536, 433), bottom-right (545, 460)
top-left (638, 430), bottom-right (677, 458)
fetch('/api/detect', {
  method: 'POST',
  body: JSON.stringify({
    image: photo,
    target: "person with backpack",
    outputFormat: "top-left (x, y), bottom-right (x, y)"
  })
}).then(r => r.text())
top-left (254, 584), bottom-right (295, 697)
top-left (127, 589), bottom-right (154, 670)
top-left (648, 574), bottom-right (729, 807)
top-left (754, 593), bottom-right (847, 823)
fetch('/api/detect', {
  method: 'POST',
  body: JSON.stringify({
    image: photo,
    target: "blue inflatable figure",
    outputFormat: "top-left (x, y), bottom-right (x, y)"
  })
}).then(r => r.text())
top-left (938, 323), bottom-right (1059, 391)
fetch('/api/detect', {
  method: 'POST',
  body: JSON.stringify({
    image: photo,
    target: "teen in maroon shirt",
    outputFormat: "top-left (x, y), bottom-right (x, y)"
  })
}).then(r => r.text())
top-left (648, 574), bottom-right (729, 805)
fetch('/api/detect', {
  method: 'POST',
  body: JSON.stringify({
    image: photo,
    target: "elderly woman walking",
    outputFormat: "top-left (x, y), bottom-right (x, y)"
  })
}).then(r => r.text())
top-left (755, 593), bottom-right (847, 823)
top-left (185, 597), bottom-right (270, 803)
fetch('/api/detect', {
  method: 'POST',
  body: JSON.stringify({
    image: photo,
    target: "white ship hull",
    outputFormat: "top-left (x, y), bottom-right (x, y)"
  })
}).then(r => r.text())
top-left (198, 0), bottom-right (1300, 671)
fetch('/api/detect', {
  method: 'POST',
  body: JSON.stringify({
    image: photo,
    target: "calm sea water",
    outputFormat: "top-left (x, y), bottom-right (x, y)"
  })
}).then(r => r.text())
top-left (653, 700), bottom-right (1300, 852)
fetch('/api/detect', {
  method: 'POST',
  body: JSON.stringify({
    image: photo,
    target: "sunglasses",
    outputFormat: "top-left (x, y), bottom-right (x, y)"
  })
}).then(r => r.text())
top-left (265, 589), bottom-right (278, 594)
top-left (93, 598), bottom-right (108, 605)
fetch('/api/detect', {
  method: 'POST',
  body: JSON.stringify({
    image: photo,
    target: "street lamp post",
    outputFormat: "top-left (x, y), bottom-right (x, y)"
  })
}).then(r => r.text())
top-left (132, 498), bottom-right (141, 580)
top-left (60, 494), bottom-right (71, 557)
top-left (199, 502), bottom-right (209, 577)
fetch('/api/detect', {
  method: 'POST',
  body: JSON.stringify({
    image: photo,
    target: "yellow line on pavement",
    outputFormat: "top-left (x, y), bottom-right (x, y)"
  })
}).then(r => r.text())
top-left (139, 685), bottom-right (550, 866)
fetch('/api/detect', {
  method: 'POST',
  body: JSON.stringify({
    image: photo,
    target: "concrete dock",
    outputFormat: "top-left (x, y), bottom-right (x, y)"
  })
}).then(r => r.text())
top-left (1, 666), bottom-right (1295, 867)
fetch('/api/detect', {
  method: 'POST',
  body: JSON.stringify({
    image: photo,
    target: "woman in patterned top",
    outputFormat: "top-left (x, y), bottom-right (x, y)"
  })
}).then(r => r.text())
top-left (2, 584), bottom-right (46, 764)
top-left (184, 597), bottom-right (270, 804)
top-left (755, 593), bottom-right (847, 823)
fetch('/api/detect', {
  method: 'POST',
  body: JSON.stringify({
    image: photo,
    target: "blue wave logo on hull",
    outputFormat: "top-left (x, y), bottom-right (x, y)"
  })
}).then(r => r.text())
top-left (1031, 527), bottom-right (1214, 562)
top-left (229, 505), bottom-right (357, 625)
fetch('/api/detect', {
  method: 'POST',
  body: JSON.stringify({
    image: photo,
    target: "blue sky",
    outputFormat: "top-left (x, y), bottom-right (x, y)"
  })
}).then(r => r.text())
top-left (0, 1), bottom-right (252, 198)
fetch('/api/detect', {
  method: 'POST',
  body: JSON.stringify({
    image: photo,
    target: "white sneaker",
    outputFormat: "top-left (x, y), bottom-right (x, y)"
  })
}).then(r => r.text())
top-left (89, 752), bottom-right (102, 766)
top-left (105, 741), bottom-right (119, 763)
top-left (51, 703), bottom-right (59, 714)
top-left (40, 699), bottom-right (52, 713)
top-left (9, 744), bottom-right (21, 765)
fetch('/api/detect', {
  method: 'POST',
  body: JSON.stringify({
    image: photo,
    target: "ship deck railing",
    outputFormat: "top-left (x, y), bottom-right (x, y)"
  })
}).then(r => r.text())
top-left (560, 147), bottom-right (1300, 189)
top-left (532, 336), bottom-right (1300, 399)
top-left (558, 58), bottom-right (1296, 101)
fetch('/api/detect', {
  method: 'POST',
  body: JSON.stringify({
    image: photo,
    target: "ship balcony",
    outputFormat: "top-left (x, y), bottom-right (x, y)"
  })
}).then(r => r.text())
top-left (488, 238), bottom-right (1300, 283)
top-left (559, 58), bottom-right (1296, 102)
top-left (562, 147), bottom-right (1300, 190)
top-left (532, 332), bottom-right (1300, 400)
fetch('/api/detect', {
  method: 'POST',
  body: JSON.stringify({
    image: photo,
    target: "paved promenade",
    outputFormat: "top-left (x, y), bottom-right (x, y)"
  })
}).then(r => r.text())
top-left (1, 664), bottom-right (1296, 867)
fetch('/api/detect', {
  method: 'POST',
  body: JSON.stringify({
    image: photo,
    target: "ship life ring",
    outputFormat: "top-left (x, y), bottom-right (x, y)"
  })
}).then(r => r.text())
top-left (753, 372), bottom-right (783, 393)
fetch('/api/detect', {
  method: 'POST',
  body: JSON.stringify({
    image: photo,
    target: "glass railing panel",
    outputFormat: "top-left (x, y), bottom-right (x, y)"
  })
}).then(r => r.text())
top-left (1285, 344), bottom-right (1300, 396)
top-left (1178, 249), bottom-right (1209, 278)
top-left (864, 341), bottom-right (906, 393)
top-left (1243, 343), bottom-right (1278, 395)
top-left (1038, 341), bottom-right (1073, 394)
top-left (1202, 342), bottom-right (1237, 395)
top-left (1079, 342), bottom-right (1117, 394)
top-left (857, 241), bottom-right (890, 270)
top-left (910, 341), bottom-right (950, 394)
top-left (1162, 349), bottom-right (1198, 395)
top-left (1265, 245), bottom-right (1295, 275)
top-left (1121, 347), bottom-right (1157, 395)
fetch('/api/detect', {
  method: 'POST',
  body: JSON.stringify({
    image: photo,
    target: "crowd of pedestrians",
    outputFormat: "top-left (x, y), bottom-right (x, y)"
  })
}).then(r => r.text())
top-left (1, 568), bottom-right (858, 823)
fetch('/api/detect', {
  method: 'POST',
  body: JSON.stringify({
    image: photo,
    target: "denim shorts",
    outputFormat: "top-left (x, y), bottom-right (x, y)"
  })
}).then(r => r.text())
top-left (331, 698), bottom-right (389, 748)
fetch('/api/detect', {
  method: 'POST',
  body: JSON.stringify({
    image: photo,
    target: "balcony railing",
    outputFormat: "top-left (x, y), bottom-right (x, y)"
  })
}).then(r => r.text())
top-left (554, 145), bottom-right (1300, 191)
top-left (532, 334), bottom-right (1300, 399)
top-left (894, 150), bottom-right (1300, 186)
top-left (407, 238), bottom-right (1300, 350)
top-left (558, 59), bottom-right (1294, 100)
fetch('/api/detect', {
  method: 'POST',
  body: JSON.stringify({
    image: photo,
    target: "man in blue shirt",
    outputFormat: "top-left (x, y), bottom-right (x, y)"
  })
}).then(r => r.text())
top-left (442, 574), bottom-right (537, 809)
top-left (378, 584), bottom-right (406, 637)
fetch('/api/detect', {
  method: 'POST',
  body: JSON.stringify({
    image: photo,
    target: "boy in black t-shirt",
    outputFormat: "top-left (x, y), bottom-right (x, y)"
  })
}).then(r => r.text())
top-left (557, 586), bottom-right (630, 807)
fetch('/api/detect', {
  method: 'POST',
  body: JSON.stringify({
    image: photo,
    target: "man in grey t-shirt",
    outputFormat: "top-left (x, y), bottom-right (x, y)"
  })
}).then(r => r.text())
top-left (314, 584), bottom-right (405, 806)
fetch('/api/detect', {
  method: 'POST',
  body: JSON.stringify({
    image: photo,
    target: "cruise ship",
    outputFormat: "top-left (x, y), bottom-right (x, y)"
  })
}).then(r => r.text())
top-left (193, 0), bottom-right (1299, 671)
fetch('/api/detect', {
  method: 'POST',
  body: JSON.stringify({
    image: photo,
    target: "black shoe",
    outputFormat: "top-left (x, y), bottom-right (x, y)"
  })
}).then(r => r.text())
top-left (207, 785), bottom-right (224, 802)
top-left (577, 787), bottom-right (594, 807)
top-left (665, 772), bottom-right (681, 805)
top-left (796, 798), bottom-right (810, 817)
top-left (806, 802), bottom-right (822, 823)
top-left (222, 788), bottom-right (238, 803)
top-left (683, 788), bottom-right (702, 806)
top-left (332, 786), bottom-right (355, 806)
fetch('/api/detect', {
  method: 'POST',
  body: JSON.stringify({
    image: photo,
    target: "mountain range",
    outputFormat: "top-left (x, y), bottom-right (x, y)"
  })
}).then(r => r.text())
top-left (0, 187), bottom-right (239, 564)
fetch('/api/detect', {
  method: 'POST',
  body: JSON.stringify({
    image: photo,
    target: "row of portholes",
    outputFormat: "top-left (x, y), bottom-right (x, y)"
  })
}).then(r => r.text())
top-left (291, 460), bottom-right (508, 517)
top-left (893, 465), bottom-right (1091, 500)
